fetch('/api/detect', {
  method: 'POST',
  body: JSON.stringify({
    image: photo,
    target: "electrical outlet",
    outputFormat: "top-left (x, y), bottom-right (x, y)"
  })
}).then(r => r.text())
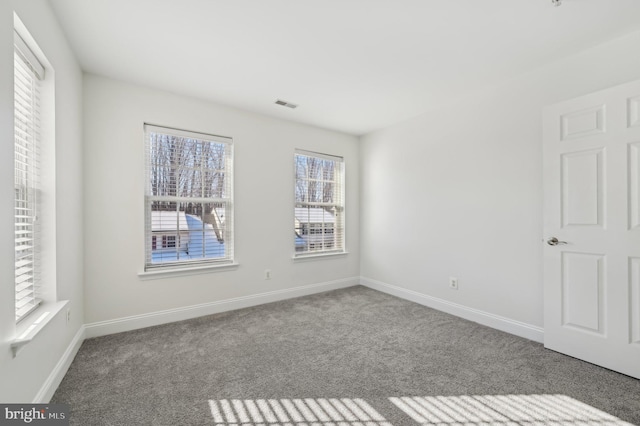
top-left (449, 277), bottom-right (459, 290)
top-left (66, 308), bottom-right (71, 323)
top-left (264, 269), bottom-right (271, 280)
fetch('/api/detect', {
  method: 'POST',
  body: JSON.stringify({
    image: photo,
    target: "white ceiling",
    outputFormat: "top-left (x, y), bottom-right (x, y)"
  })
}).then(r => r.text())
top-left (49, 0), bottom-right (640, 135)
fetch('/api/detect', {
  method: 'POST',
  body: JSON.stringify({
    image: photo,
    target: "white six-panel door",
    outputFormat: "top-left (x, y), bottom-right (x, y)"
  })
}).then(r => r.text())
top-left (543, 79), bottom-right (640, 379)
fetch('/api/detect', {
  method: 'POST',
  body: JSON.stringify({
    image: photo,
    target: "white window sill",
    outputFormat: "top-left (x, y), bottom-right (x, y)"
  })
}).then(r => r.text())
top-left (11, 300), bottom-right (69, 358)
top-left (138, 262), bottom-right (240, 280)
top-left (292, 251), bottom-right (349, 262)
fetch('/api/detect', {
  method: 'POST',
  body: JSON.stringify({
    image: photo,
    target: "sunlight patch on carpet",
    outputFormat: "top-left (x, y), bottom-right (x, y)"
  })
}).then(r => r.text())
top-left (389, 394), bottom-right (634, 425)
top-left (208, 398), bottom-right (391, 426)
top-left (208, 394), bottom-right (632, 426)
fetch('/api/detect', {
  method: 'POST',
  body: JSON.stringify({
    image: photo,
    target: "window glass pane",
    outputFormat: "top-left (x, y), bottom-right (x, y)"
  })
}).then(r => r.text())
top-left (294, 151), bottom-right (344, 256)
top-left (145, 125), bottom-right (233, 270)
top-left (14, 46), bottom-right (41, 322)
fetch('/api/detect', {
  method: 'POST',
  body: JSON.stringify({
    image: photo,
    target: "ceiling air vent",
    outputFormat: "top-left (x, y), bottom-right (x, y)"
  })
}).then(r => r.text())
top-left (275, 99), bottom-right (298, 109)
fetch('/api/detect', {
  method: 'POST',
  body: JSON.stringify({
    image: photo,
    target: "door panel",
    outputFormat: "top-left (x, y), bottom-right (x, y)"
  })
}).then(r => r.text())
top-left (561, 149), bottom-right (604, 227)
top-left (629, 96), bottom-right (640, 128)
top-left (560, 105), bottom-right (606, 140)
top-left (561, 252), bottom-right (605, 334)
top-left (630, 142), bottom-right (640, 230)
top-left (543, 79), bottom-right (640, 379)
top-left (631, 257), bottom-right (640, 346)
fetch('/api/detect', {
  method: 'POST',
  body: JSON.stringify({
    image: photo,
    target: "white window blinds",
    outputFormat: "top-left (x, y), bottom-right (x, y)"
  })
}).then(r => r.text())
top-left (144, 124), bottom-right (234, 270)
top-left (14, 33), bottom-right (43, 322)
top-left (294, 150), bottom-right (345, 256)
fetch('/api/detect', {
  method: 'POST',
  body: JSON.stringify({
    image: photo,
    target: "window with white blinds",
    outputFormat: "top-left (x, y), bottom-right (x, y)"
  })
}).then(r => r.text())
top-left (294, 150), bottom-right (345, 256)
top-left (14, 32), bottom-right (44, 323)
top-left (144, 124), bottom-right (234, 270)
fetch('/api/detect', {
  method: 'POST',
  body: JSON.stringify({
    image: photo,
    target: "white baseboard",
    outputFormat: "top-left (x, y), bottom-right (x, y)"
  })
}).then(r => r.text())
top-left (34, 325), bottom-right (86, 403)
top-left (85, 277), bottom-right (359, 338)
top-left (360, 276), bottom-right (544, 343)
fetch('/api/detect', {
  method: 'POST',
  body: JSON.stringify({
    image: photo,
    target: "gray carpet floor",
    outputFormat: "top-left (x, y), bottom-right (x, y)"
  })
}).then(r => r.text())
top-left (51, 286), bottom-right (640, 425)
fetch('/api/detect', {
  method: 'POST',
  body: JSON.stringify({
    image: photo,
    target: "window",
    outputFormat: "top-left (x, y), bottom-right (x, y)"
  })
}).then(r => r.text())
top-left (162, 235), bottom-right (176, 249)
top-left (14, 31), bottom-right (45, 322)
top-left (144, 124), bottom-right (233, 270)
top-left (294, 150), bottom-right (345, 256)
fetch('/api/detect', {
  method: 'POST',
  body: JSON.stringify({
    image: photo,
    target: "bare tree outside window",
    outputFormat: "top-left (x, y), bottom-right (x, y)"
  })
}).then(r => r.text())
top-left (294, 151), bottom-right (345, 255)
top-left (144, 125), bottom-right (233, 269)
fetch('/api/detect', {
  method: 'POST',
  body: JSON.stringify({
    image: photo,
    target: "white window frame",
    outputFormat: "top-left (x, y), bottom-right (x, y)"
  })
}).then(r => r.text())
top-left (294, 149), bottom-right (345, 257)
top-left (144, 124), bottom-right (234, 271)
top-left (14, 30), bottom-right (45, 323)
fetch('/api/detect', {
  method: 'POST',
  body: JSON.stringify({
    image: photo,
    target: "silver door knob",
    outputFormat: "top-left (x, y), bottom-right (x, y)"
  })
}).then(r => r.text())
top-left (547, 237), bottom-right (568, 246)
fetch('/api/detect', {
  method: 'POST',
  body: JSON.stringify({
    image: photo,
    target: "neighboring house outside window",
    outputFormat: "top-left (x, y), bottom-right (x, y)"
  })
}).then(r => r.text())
top-left (294, 150), bottom-right (345, 256)
top-left (144, 125), bottom-right (233, 270)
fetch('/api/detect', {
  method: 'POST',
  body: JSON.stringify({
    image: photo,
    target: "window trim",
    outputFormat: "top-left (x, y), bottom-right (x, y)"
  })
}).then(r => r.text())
top-left (14, 30), bottom-right (44, 324)
top-left (14, 31), bottom-right (45, 79)
top-left (293, 149), bottom-right (346, 258)
top-left (291, 251), bottom-right (349, 262)
top-left (10, 13), bottom-right (71, 356)
top-left (143, 123), bottom-right (235, 272)
top-left (138, 262), bottom-right (239, 281)
top-left (11, 300), bottom-right (69, 358)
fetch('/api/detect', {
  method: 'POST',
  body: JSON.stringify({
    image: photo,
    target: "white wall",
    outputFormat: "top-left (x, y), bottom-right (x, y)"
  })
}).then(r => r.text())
top-left (82, 74), bottom-right (359, 325)
top-left (0, 0), bottom-right (84, 402)
top-left (360, 30), bottom-right (640, 330)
